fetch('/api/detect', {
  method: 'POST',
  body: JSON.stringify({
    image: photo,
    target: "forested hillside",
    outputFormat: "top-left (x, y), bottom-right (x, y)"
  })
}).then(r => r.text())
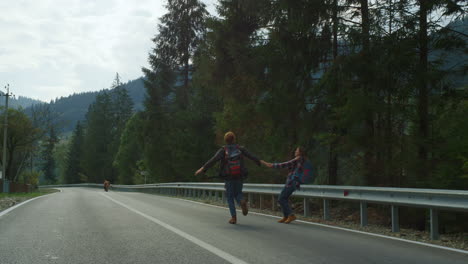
top-left (0, 94), bottom-right (43, 109)
top-left (23, 77), bottom-right (145, 133)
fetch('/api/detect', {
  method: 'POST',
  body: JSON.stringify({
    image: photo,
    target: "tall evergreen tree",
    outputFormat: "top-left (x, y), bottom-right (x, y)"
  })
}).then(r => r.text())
top-left (155, 0), bottom-right (208, 109)
top-left (114, 113), bottom-right (144, 184)
top-left (40, 126), bottom-right (59, 183)
top-left (82, 92), bottom-right (114, 183)
top-left (64, 121), bottom-right (85, 183)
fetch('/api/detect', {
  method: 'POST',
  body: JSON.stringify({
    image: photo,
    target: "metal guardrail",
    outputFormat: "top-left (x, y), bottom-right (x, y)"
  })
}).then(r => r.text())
top-left (40, 182), bottom-right (468, 240)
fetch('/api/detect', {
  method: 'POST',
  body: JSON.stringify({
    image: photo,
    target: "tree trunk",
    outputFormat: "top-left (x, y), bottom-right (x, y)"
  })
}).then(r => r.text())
top-left (360, 0), bottom-right (375, 186)
top-left (417, 0), bottom-right (429, 185)
top-left (183, 55), bottom-right (190, 109)
top-left (328, 0), bottom-right (339, 185)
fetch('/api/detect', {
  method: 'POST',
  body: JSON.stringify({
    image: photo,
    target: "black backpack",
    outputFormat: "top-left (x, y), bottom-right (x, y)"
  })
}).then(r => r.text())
top-left (223, 145), bottom-right (243, 179)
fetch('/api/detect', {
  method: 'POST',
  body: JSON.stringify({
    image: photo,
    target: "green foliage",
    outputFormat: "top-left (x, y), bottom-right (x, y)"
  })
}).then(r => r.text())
top-left (40, 126), bottom-right (59, 184)
top-left (53, 138), bottom-right (69, 184)
top-left (56, 1), bottom-right (467, 193)
top-left (0, 108), bottom-right (40, 182)
top-left (432, 98), bottom-right (468, 188)
top-left (113, 113), bottom-right (144, 184)
top-left (18, 170), bottom-right (40, 186)
top-left (64, 122), bottom-right (85, 184)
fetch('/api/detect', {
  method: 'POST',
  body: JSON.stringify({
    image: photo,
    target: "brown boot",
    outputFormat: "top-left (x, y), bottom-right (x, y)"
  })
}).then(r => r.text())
top-left (284, 214), bottom-right (296, 224)
top-left (278, 217), bottom-right (288, 223)
top-left (240, 199), bottom-right (248, 216)
top-left (228, 216), bottom-right (237, 224)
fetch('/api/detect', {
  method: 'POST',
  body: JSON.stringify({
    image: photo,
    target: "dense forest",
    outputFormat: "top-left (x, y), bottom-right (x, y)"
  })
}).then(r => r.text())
top-left (2, 0), bottom-right (467, 193)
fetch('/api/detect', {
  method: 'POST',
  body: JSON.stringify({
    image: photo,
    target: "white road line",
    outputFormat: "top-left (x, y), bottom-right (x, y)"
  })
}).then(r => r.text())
top-left (101, 193), bottom-right (249, 264)
top-left (173, 197), bottom-right (468, 255)
top-left (0, 189), bottom-right (62, 218)
top-left (0, 195), bottom-right (47, 218)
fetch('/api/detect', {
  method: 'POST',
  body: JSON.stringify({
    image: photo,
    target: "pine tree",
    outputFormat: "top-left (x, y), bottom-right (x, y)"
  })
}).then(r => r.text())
top-left (114, 113), bottom-right (144, 184)
top-left (82, 92), bottom-right (114, 183)
top-left (64, 122), bottom-right (85, 183)
top-left (40, 126), bottom-right (58, 183)
top-left (155, 0), bottom-right (208, 109)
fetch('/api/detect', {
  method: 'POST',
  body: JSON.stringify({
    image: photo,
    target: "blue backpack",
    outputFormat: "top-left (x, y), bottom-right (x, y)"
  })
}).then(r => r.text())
top-left (294, 159), bottom-right (314, 184)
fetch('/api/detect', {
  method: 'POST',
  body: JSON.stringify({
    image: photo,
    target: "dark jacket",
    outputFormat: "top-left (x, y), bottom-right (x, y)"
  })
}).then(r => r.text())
top-left (202, 144), bottom-right (261, 180)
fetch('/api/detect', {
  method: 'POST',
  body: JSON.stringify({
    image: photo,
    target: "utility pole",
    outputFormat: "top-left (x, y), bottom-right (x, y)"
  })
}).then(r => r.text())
top-left (1, 84), bottom-right (13, 193)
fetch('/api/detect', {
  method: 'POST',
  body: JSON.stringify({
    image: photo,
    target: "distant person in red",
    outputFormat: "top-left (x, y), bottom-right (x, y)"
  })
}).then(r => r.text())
top-left (103, 180), bottom-right (110, 192)
top-left (261, 146), bottom-right (312, 224)
top-left (195, 131), bottom-right (261, 224)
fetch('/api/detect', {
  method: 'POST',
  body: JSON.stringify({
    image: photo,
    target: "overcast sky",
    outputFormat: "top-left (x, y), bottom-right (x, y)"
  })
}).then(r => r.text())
top-left (0, 0), bottom-right (217, 102)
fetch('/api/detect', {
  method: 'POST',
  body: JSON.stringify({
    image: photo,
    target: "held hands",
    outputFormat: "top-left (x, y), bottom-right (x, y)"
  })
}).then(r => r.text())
top-left (195, 167), bottom-right (205, 176)
top-left (261, 160), bottom-right (273, 168)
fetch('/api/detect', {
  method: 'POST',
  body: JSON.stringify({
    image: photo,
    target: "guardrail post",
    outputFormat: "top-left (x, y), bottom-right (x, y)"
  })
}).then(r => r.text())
top-left (323, 199), bottom-right (330, 220)
top-left (259, 194), bottom-right (263, 210)
top-left (360, 202), bottom-right (368, 227)
top-left (304, 198), bottom-right (310, 217)
top-left (272, 195), bottom-right (277, 211)
top-left (222, 191), bottom-right (226, 204)
top-left (248, 193), bottom-right (252, 207)
top-left (430, 208), bottom-right (439, 240)
top-left (391, 205), bottom-right (399, 232)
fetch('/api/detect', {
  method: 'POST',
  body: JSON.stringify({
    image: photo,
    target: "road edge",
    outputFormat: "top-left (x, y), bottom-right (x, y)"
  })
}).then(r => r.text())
top-left (0, 189), bottom-right (61, 218)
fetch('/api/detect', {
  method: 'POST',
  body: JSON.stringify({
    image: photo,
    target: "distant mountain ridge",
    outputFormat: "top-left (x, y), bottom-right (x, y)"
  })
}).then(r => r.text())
top-left (24, 77), bottom-right (146, 133)
top-left (0, 94), bottom-right (43, 109)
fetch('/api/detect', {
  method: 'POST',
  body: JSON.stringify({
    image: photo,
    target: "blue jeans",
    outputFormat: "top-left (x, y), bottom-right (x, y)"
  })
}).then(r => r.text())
top-left (278, 184), bottom-right (296, 217)
top-left (225, 180), bottom-right (243, 217)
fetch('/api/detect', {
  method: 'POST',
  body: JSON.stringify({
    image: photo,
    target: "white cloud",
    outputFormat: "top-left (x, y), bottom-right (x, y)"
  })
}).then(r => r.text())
top-left (0, 0), bottom-right (217, 102)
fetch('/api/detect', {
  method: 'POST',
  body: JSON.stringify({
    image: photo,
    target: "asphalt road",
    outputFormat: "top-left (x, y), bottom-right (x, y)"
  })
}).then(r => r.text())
top-left (0, 188), bottom-right (466, 264)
